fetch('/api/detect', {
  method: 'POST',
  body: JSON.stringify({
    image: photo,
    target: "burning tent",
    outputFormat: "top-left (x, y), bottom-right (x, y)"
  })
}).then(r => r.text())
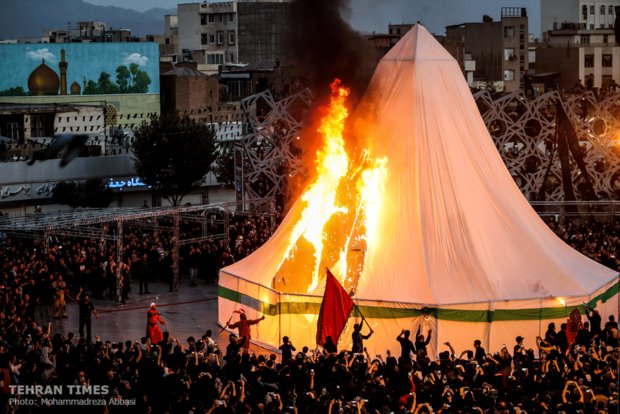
top-left (219, 25), bottom-right (618, 356)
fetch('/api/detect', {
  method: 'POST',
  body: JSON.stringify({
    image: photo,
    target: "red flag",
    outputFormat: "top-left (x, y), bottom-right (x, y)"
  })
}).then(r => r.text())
top-left (316, 268), bottom-right (355, 346)
top-left (566, 307), bottom-right (582, 344)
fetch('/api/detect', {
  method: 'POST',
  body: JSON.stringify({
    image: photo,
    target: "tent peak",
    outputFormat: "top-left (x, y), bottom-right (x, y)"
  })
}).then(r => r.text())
top-left (382, 24), bottom-right (456, 62)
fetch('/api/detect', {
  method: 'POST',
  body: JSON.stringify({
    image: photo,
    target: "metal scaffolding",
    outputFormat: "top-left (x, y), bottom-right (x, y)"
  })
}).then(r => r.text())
top-left (0, 198), bottom-right (276, 305)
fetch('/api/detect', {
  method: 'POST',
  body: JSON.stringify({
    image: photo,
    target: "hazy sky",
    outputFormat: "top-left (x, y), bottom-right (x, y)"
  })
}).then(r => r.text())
top-left (84, 0), bottom-right (541, 36)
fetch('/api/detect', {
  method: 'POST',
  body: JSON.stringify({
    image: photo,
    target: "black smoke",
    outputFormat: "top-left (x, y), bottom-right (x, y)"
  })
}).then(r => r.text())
top-left (615, 7), bottom-right (620, 46)
top-left (289, 0), bottom-right (376, 101)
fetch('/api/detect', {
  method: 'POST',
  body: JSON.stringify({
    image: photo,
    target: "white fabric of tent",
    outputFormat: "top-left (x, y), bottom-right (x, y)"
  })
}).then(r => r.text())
top-left (219, 25), bottom-right (618, 356)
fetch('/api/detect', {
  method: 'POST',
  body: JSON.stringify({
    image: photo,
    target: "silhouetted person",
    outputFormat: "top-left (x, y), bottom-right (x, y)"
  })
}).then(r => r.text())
top-left (351, 323), bottom-right (373, 353)
top-left (474, 339), bottom-right (486, 363)
top-left (396, 329), bottom-right (415, 360)
top-left (323, 336), bottom-right (337, 354)
top-left (414, 325), bottom-right (432, 357)
top-left (279, 336), bottom-right (296, 363)
top-left (584, 305), bottom-right (602, 339)
top-left (75, 287), bottom-right (98, 342)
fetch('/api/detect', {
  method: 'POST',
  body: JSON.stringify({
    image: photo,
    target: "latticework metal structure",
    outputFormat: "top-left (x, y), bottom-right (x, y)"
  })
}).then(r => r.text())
top-left (239, 89), bottom-right (313, 201)
top-left (237, 87), bottom-right (620, 203)
top-left (474, 89), bottom-right (620, 201)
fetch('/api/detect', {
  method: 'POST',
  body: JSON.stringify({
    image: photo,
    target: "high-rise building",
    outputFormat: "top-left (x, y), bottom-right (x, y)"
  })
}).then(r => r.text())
top-left (537, 1), bottom-right (620, 91)
top-left (443, 8), bottom-right (529, 92)
top-left (541, 1), bottom-right (619, 35)
top-left (177, 0), bottom-right (295, 75)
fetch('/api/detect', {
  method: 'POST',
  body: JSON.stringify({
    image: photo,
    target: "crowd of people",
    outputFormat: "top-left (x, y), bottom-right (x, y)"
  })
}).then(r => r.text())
top-left (0, 214), bottom-right (617, 413)
top-left (544, 216), bottom-right (618, 272)
top-left (0, 209), bottom-right (277, 303)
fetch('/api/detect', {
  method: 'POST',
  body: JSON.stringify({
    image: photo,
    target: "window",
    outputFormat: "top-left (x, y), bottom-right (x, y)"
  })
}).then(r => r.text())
top-left (228, 31), bottom-right (235, 45)
top-left (590, 5), bottom-right (594, 14)
top-left (504, 26), bottom-right (514, 38)
top-left (208, 14), bottom-right (215, 23)
top-left (582, 5), bottom-right (588, 20)
top-left (504, 48), bottom-right (515, 61)
top-left (200, 14), bottom-right (207, 25)
top-left (604, 34), bottom-right (609, 43)
top-left (590, 24), bottom-right (594, 29)
top-left (217, 31), bottom-right (224, 45)
top-left (229, 52), bottom-right (235, 62)
top-left (217, 14), bottom-right (223, 23)
top-left (610, 6), bottom-right (615, 15)
top-left (5, 122), bottom-right (21, 140)
top-left (580, 35), bottom-right (590, 45)
top-left (207, 53), bottom-right (223, 64)
top-left (602, 75), bottom-right (613, 89)
top-left (504, 70), bottom-right (515, 81)
top-left (201, 33), bottom-right (208, 45)
top-left (229, 14), bottom-right (234, 23)
top-left (602, 54), bottom-right (612, 67)
top-left (30, 113), bottom-right (54, 138)
top-left (585, 54), bottom-right (594, 67)
top-left (601, 5), bottom-right (606, 15)
top-left (209, 34), bottom-right (215, 44)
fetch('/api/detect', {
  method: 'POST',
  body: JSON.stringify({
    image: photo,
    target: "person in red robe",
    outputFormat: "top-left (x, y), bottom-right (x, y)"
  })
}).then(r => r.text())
top-left (146, 303), bottom-right (166, 344)
top-left (227, 310), bottom-right (265, 351)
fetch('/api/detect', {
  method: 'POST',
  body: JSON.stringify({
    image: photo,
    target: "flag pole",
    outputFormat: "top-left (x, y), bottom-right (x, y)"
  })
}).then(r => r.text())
top-left (352, 301), bottom-right (372, 333)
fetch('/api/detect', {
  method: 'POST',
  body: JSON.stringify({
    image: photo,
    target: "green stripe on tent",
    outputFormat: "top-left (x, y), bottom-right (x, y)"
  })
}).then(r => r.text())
top-left (218, 280), bottom-right (619, 323)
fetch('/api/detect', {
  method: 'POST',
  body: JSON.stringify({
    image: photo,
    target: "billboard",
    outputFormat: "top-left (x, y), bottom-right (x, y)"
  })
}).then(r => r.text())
top-left (0, 43), bottom-right (159, 97)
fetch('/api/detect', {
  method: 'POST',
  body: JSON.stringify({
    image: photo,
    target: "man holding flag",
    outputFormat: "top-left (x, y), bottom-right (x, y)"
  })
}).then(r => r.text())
top-left (317, 268), bottom-right (372, 350)
top-left (227, 309), bottom-right (265, 351)
top-left (352, 322), bottom-right (373, 353)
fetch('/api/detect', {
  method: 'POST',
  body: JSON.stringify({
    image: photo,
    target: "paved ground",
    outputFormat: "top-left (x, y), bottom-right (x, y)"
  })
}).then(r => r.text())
top-left (36, 278), bottom-right (269, 354)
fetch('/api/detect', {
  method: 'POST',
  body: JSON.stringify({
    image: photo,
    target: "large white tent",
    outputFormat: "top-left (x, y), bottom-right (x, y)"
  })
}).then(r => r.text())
top-left (219, 25), bottom-right (618, 356)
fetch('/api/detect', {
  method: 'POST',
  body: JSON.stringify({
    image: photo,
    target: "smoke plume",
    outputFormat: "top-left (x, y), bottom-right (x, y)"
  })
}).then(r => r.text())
top-left (289, 0), bottom-right (376, 102)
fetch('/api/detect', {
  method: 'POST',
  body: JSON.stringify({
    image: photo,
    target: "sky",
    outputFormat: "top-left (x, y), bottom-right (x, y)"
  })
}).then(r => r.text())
top-left (84, 0), bottom-right (542, 37)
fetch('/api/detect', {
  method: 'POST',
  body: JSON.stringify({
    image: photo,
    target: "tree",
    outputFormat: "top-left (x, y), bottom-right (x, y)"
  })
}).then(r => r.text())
top-left (84, 71), bottom-right (119, 95)
top-left (116, 64), bottom-right (151, 93)
top-left (0, 86), bottom-right (27, 96)
top-left (213, 142), bottom-right (235, 186)
top-left (85, 65), bottom-right (151, 95)
top-left (52, 178), bottom-right (113, 208)
top-left (116, 65), bottom-right (131, 92)
top-left (132, 113), bottom-right (216, 206)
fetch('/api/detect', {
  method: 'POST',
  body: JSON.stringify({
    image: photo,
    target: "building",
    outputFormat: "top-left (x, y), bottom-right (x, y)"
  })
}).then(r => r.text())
top-left (47, 21), bottom-right (133, 43)
top-left (160, 65), bottom-right (219, 115)
top-left (542, 1), bottom-right (619, 35)
top-left (388, 24), bottom-right (414, 38)
top-left (145, 16), bottom-right (179, 64)
top-left (0, 42), bottom-right (165, 211)
top-left (366, 33), bottom-right (400, 63)
top-left (177, 0), bottom-right (295, 75)
top-left (536, 1), bottom-right (620, 91)
top-left (443, 8), bottom-right (529, 92)
top-left (537, 28), bottom-right (618, 90)
top-left (0, 103), bottom-right (104, 144)
top-left (0, 43), bottom-right (160, 130)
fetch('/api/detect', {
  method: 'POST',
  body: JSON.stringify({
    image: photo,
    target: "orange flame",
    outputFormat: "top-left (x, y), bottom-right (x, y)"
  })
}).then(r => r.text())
top-left (275, 80), bottom-right (388, 294)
